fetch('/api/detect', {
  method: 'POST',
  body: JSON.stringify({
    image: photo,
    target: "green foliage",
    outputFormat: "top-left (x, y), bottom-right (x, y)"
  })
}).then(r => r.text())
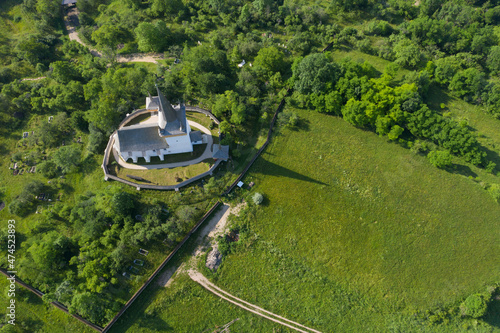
top-left (69, 292), bottom-right (110, 325)
top-left (37, 160), bottom-right (58, 179)
top-left (252, 192), bottom-right (264, 205)
top-left (49, 61), bottom-right (82, 84)
top-left (427, 150), bottom-right (452, 169)
top-left (253, 47), bottom-right (286, 78)
top-left (487, 183), bottom-right (500, 202)
top-left (19, 231), bottom-right (77, 290)
top-left (135, 21), bottom-right (170, 53)
top-left (53, 145), bottom-right (81, 174)
top-left (277, 111), bottom-right (299, 128)
top-left (487, 46), bottom-right (500, 75)
top-left (151, 0), bottom-right (184, 17)
top-left (111, 191), bottom-right (135, 217)
top-left (293, 53), bottom-right (340, 95)
top-left (92, 24), bottom-right (124, 50)
top-left (86, 124), bottom-right (105, 154)
top-left (392, 37), bottom-right (423, 69)
top-left (460, 294), bottom-right (489, 318)
top-left (8, 180), bottom-right (44, 216)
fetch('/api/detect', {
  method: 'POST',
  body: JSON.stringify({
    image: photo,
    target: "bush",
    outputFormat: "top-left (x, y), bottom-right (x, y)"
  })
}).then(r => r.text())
top-left (487, 184), bottom-right (500, 202)
top-left (252, 192), bottom-right (264, 205)
top-left (460, 294), bottom-right (489, 318)
top-left (427, 150), bottom-right (452, 169)
top-left (38, 160), bottom-right (58, 179)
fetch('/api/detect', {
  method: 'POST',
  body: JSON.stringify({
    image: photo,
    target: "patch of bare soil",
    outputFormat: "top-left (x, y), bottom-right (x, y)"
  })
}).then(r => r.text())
top-left (157, 202), bottom-right (245, 287)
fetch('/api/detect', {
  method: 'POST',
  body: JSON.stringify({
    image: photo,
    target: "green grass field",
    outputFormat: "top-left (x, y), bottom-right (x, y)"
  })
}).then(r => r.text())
top-left (208, 107), bottom-right (500, 331)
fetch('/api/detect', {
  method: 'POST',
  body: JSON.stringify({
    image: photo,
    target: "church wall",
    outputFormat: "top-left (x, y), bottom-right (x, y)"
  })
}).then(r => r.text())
top-left (163, 134), bottom-right (193, 154)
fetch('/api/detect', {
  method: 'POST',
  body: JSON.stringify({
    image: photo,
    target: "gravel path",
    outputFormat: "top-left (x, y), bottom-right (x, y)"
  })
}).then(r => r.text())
top-left (188, 269), bottom-right (322, 333)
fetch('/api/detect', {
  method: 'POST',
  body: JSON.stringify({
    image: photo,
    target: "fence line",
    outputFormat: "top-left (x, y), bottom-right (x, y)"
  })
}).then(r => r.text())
top-left (101, 201), bottom-right (222, 333)
top-left (0, 268), bottom-right (104, 332)
top-left (222, 88), bottom-right (291, 195)
top-left (101, 107), bottom-right (224, 190)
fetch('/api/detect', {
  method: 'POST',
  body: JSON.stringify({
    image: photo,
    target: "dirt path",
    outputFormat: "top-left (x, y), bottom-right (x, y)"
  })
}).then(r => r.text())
top-left (21, 77), bottom-right (46, 81)
top-left (156, 203), bottom-right (244, 287)
top-left (188, 269), bottom-right (322, 333)
top-left (64, 6), bottom-right (163, 64)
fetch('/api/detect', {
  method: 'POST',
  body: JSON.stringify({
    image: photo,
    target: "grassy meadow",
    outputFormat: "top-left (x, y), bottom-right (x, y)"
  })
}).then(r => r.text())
top-left (210, 106), bottom-right (500, 331)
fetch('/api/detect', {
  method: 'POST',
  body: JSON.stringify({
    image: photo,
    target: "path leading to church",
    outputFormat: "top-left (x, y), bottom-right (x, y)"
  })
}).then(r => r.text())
top-left (112, 120), bottom-right (214, 170)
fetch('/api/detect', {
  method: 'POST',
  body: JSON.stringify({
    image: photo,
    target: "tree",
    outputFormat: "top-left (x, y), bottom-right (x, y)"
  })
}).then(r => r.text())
top-left (393, 37), bottom-right (422, 69)
top-left (38, 160), bottom-right (58, 178)
top-left (53, 145), bottom-right (81, 174)
top-left (487, 46), bottom-right (500, 75)
top-left (488, 184), bottom-right (500, 202)
top-left (151, 0), bottom-right (183, 17)
top-left (92, 24), bottom-right (123, 50)
top-left (252, 192), bottom-right (264, 205)
top-left (427, 150), bottom-right (452, 169)
top-left (50, 61), bottom-right (81, 84)
top-left (86, 124), bottom-right (105, 154)
top-left (111, 192), bottom-right (135, 217)
top-left (69, 292), bottom-right (107, 325)
top-left (293, 53), bottom-right (340, 95)
top-left (8, 181), bottom-right (44, 216)
top-left (460, 294), bottom-right (489, 318)
top-left (341, 99), bottom-right (371, 127)
top-left (15, 34), bottom-right (51, 65)
top-left (135, 21), bottom-right (170, 53)
top-left (36, 0), bottom-right (60, 24)
top-left (253, 47), bottom-right (285, 77)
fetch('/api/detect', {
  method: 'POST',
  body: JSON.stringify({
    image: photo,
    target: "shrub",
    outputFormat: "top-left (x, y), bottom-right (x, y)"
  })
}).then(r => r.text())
top-left (427, 150), bottom-right (452, 169)
top-left (487, 184), bottom-right (500, 202)
top-left (252, 192), bottom-right (264, 205)
top-left (38, 160), bottom-right (58, 179)
top-left (460, 294), bottom-right (489, 318)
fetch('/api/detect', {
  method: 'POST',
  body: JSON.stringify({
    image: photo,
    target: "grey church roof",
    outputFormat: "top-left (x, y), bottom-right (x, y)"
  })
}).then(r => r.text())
top-left (116, 124), bottom-right (168, 153)
top-left (212, 145), bottom-right (229, 160)
top-left (155, 86), bottom-right (188, 137)
top-left (189, 131), bottom-right (203, 142)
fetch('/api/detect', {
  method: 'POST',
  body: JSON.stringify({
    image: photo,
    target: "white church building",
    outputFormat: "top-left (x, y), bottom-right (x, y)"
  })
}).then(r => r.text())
top-left (113, 88), bottom-right (203, 163)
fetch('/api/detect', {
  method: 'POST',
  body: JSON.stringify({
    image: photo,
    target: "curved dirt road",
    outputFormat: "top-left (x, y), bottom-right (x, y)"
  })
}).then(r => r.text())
top-left (64, 6), bottom-right (164, 64)
top-left (188, 269), bottom-right (322, 333)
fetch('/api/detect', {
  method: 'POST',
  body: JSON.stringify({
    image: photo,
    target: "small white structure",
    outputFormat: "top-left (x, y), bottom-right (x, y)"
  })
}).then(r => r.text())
top-left (237, 60), bottom-right (246, 68)
top-left (113, 87), bottom-right (203, 163)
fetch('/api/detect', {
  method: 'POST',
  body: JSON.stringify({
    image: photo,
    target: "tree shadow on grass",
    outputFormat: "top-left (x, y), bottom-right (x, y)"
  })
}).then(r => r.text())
top-left (424, 85), bottom-right (454, 111)
top-left (254, 158), bottom-right (328, 186)
top-left (449, 164), bottom-right (477, 178)
top-left (481, 146), bottom-right (500, 174)
top-left (484, 296), bottom-right (500, 329)
top-left (136, 312), bottom-right (173, 332)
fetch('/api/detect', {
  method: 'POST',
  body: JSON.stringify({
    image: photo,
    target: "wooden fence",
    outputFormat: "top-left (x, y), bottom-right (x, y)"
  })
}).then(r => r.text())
top-left (100, 201), bottom-right (222, 332)
top-left (0, 268), bottom-right (104, 332)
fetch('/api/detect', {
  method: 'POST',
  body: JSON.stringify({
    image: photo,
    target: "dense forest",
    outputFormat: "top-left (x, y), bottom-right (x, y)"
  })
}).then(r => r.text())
top-left (1, 0), bottom-right (500, 328)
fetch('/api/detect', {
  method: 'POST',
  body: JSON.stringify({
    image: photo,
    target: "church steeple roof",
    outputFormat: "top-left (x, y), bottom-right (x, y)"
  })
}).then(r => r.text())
top-left (154, 86), bottom-right (188, 136)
